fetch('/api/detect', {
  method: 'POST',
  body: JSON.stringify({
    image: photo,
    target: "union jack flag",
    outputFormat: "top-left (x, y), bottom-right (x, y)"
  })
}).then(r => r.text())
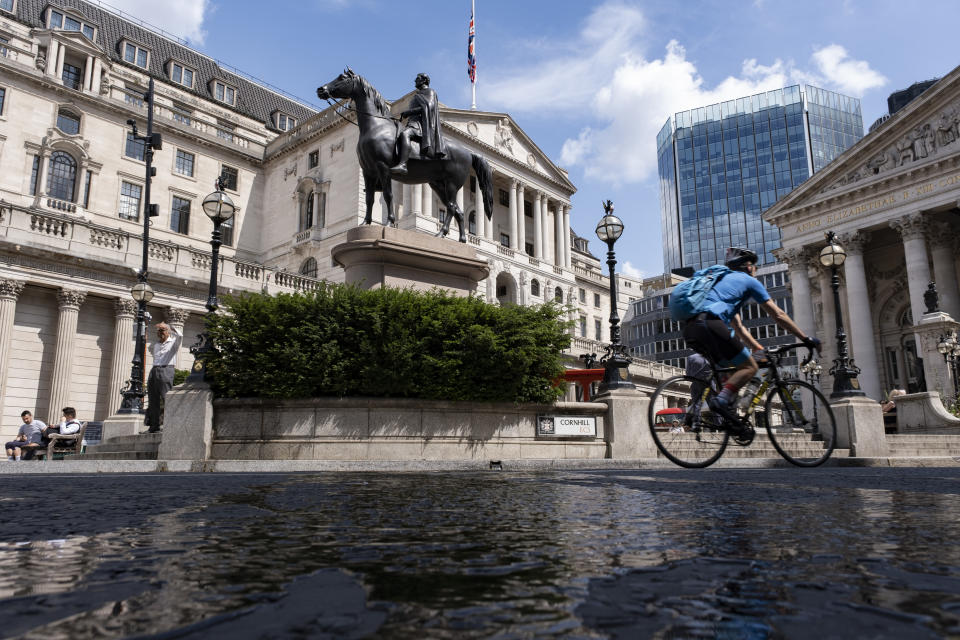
top-left (467, 10), bottom-right (476, 83)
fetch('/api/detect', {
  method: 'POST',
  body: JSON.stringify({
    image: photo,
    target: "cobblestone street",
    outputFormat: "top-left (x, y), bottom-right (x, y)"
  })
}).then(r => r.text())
top-left (0, 467), bottom-right (958, 638)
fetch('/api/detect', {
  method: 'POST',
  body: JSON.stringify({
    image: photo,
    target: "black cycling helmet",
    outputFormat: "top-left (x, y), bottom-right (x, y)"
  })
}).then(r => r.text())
top-left (724, 247), bottom-right (758, 270)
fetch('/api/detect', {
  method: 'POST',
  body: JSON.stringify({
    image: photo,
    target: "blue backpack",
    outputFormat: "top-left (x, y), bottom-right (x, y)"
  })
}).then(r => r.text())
top-left (668, 265), bottom-right (731, 321)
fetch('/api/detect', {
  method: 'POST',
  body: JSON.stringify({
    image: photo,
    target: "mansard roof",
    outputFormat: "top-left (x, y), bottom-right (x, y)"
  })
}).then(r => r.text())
top-left (15, 0), bottom-right (317, 128)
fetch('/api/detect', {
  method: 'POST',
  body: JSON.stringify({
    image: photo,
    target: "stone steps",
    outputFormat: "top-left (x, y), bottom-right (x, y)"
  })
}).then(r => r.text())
top-left (886, 434), bottom-right (960, 457)
top-left (73, 433), bottom-right (160, 460)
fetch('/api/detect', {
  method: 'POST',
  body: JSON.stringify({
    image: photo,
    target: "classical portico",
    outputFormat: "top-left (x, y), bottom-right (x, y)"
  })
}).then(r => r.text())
top-left (766, 65), bottom-right (960, 406)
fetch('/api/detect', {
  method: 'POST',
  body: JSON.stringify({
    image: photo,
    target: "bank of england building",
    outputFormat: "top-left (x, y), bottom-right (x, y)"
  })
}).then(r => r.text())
top-left (0, 0), bottom-right (640, 432)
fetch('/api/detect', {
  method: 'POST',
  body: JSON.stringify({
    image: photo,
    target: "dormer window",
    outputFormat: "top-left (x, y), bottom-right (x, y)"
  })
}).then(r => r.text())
top-left (169, 61), bottom-right (194, 88)
top-left (0, 1), bottom-right (15, 14)
top-left (275, 112), bottom-right (296, 131)
top-left (48, 8), bottom-right (96, 41)
top-left (122, 42), bottom-right (149, 69)
top-left (213, 80), bottom-right (236, 106)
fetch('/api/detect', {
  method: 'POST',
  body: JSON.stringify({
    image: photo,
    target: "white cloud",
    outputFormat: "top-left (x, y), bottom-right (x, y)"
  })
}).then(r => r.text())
top-left (102, 0), bottom-right (210, 45)
top-left (620, 261), bottom-right (644, 279)
top-left (811, 44), bottom-right (887, 95)
top-left (487, 2), bottom-right (886, 186)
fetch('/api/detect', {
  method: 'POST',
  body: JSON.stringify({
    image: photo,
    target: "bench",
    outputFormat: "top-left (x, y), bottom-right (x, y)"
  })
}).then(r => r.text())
top-left (33, 422), bottom-right (87, 461)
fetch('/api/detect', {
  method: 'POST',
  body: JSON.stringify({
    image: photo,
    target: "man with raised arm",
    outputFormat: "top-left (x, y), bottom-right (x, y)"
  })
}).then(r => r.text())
top-left (681, 247), bottom-right (820, 432)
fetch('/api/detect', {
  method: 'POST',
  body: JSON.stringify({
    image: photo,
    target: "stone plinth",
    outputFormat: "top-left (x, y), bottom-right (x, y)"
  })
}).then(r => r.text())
top-left (102, 412), bottom-right (145, 440)
top-left (831, 396), bottom-right (887, 457)
top-left (916, 311), bottom-right (960, 402)
top-left (331, 226), bottom-right (489, 296)
top-left (595, 387), bottom-right (657, 459)
top-left (157, 382), bottom-right (215, 460)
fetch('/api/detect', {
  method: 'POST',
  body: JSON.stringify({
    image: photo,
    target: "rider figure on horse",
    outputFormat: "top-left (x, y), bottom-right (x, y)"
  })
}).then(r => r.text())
top-left (391, 73), bottom-right (446, 175)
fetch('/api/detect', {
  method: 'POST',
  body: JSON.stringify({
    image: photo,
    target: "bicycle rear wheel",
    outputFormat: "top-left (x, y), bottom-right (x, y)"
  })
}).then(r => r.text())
top-left (763, 379), bottom-right (836, 466)
top-left (648, 375), bottom-right (730, 468)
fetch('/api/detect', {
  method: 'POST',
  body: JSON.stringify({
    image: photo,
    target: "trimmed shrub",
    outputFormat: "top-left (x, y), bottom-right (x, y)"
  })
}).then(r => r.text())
top-left (204, 284), bottom-right (571, 403)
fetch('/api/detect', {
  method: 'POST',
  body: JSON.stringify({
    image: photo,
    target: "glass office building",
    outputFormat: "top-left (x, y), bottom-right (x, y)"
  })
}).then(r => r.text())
top-left (658, 85), bottom-right (863, 273)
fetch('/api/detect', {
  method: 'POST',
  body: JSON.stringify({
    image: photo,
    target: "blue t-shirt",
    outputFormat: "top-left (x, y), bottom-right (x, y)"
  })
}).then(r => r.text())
top-left (702, 271), bottom-right (771, 324)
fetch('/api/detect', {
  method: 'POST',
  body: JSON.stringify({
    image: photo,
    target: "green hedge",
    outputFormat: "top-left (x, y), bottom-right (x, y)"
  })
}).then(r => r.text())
top-left (204, 284), bottom-right (571, 403)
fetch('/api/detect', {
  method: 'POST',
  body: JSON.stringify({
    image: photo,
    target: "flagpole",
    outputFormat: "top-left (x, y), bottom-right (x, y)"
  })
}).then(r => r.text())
top-left (471, 0), bottom-right (477, 110)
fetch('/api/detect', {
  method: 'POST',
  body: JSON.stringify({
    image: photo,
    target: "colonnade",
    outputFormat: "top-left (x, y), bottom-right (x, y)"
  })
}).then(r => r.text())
top-left (0, 278), bottom-right (192, 423)
top-left (396, 176), bottom-right (573, 268)
top-left (780, 212), bottom-right (960, 401)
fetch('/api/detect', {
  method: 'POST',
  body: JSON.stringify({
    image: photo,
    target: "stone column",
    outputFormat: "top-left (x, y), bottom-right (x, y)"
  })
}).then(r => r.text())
top-left (92, 58), bottom-right (102, 92)
top-left (45, 40), bottom-right (59, 76)
top-left (929, 222), bottom-right (960, 319)
top-left (401, 184), bottom-right (411, 221)
top-left (890, 213), bottom-right (932, 328)
top-left (533, 193), bottom-right (543, 258)
top-left (816, 266), bottom-right (837, 390)
top-left (421, 184), bottom-right (432, 219)
top-left (165, 307), bottom-right (191, 369)
top-left (48, 288), bottom-right (86, 419)
top-left (508, 179), bottom-right (518, 250)
top-left (839, 231), bottom-right (881, 400)
top-left (474, 178), bottom-right (485, 239)
top-left (0, 279), bottom-right (26, 421)
top-left (83, 55), bottom-right (93, 91)
top-left (553, 203), bottom-right (567, 267)
top-left (411, 183), bottom-right (422, 217)
top-left (778, 248), bottom-right (815, 336)
top-left (563, 205), bottom-right (572, 268)
top-left (516, 183), bottom-right (526, 254)
top-left (107, 298), bottom-right (138, 414)
top-left (55, 43), bottom-right (66, 79)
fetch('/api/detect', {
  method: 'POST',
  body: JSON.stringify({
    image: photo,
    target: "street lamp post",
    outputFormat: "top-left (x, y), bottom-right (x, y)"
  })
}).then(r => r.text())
top-left (118, 79), bottom-right (162, 414)
top-left (800, 359), bottom-right (823, 422)
top-left (819, 231), bottom-right (865, 399)
top-left (187, 177), bottom-right (237, 383)
top-left (937, 330), bottom-right (960, 401)
top-left (594, 200), bottom-right (635, 392)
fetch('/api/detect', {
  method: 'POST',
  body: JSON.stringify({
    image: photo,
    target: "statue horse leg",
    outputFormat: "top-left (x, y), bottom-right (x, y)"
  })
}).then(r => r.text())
top-left (362, 174), bottom-right (376, 225)
top-left (432, 179), bottom-right (467, 243)
top-left (375, 162), bottom-right (396, 225)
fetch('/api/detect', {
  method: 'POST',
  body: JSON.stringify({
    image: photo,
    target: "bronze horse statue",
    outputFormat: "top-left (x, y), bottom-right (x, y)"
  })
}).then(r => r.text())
top-left (317, 69), bottom-right (493, 243)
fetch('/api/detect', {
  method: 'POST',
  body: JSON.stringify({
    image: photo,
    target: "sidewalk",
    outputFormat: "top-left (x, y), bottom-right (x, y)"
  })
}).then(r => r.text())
top-left (0, 455), bottom-right (957, 474)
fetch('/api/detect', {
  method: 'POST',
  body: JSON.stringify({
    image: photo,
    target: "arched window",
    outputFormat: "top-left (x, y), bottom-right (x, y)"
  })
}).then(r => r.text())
top-left (47, 151), bottom-right (77, 201)
top-left (531, 279), bottom-right (540, 297)
top-left (554, 287), bottom-right (563, 302)
top-left (300, 257), bottom-right (318, 278)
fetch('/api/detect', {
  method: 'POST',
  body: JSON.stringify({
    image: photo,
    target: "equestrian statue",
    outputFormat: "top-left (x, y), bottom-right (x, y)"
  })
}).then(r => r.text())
top-left (317, 69), bottom-right (493, 243)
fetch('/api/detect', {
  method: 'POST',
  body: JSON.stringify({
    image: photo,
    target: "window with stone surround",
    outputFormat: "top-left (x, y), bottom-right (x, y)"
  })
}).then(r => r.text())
top-left (125, 132), bottom-right (145, 161)
top-left (221, 217), bottom-right (234, 247)
top-left (118, 180), bottom-right (142, 220)
top-left (169, 61), bottom-right (195, 89)
top-left (47, 151), bottom-right (77, 201)
top-left (308, 150), bottom-right (319, 169)
top-left (61, 62), bottom-right (83, 91)
top-left (220, 165), bottom-right (238, 191)
top-left (170, 195), bottom-right (191, 234)
top-left (275, 112), bottom-right (296, 131)
top-left (29, 156), bottom-right (39, 195)
top-left (213, 80), bottom-right (237, 106)
top-left (300, 257), bottom-right (318, 278)
top-left (498, 189), bottom-right (509, 206)
top-left (0, 1), bottom-right (14, 14)
top-left (47, 8), bottom-right (96, 40)
top-left (175, 149), bottom-right (195, 177)
top-left (122, 42), bottom-right (149, 69)
top-left (0, 86), bottom-right (5, 115)
top-left (531, 279), bottom-right (540, 297)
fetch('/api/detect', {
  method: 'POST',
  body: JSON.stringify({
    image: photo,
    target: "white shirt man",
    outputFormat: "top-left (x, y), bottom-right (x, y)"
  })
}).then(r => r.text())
top-left (145, 323), bottom-right (182, 433)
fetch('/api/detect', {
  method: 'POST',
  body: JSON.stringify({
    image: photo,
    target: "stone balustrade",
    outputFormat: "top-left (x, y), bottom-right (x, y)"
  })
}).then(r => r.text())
top-left (0, 204), bottom-right (323, 299)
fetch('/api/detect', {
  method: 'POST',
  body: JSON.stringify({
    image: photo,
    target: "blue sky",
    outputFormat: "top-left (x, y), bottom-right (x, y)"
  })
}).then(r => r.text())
top-left (108, 0), bottom-right (957, 279)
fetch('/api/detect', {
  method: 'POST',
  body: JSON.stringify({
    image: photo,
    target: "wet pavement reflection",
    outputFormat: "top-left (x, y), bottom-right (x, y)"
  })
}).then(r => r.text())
top-left (0, 468), bottom-right (958, 638)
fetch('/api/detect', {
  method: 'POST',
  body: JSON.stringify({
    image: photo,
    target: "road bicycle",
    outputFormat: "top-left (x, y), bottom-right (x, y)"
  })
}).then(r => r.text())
top-left (647, 343), bottom-right (836, 468)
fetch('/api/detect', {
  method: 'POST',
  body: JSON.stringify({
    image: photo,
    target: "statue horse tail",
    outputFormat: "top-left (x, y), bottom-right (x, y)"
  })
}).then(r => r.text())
top-left (471, 153), bottom-right (494, 221)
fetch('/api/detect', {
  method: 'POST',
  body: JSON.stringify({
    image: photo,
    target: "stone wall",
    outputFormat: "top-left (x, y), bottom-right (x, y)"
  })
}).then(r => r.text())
top-left (210, 397), bottom-right (608, 461)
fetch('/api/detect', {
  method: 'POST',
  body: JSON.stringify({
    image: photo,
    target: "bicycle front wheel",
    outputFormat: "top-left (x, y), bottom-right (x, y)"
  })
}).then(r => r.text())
top-left (763, 379), bottom-right (836, 466)
top-left (648, 375), bottom-right (730, 468)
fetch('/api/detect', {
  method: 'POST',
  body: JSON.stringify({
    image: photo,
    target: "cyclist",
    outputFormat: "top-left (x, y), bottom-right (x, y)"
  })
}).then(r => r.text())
top-left (681, 247), bottom-right (820, 431)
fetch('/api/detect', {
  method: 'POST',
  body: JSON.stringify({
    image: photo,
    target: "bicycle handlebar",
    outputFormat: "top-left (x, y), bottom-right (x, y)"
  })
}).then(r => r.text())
top-left (763, 342), bottom-right (818, 368)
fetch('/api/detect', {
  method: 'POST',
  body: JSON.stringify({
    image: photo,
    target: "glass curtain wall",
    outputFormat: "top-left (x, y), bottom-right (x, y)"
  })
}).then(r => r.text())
top-left (659, 85), bottom-right (863, 273)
